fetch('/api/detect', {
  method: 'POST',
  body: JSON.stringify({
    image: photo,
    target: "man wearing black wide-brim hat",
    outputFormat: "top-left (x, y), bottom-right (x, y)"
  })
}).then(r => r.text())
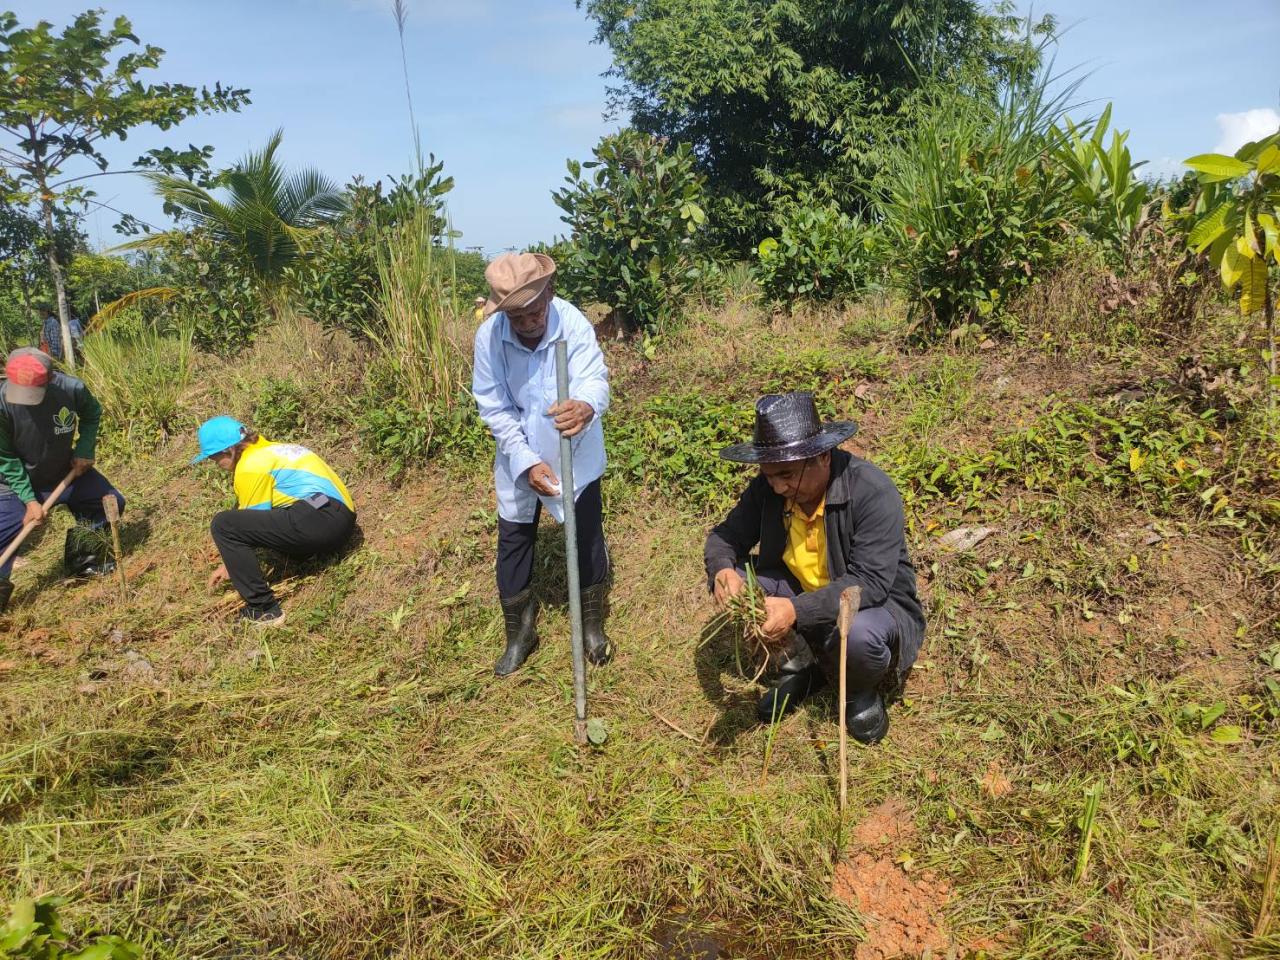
top-left (704, 392), bottom-right (925, 744)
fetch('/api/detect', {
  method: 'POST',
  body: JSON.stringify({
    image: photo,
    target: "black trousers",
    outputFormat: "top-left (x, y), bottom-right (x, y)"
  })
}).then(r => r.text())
top-left (496, 479), bottom-right (608, 599)
top-left (211, 499), bottom-right (355, 608)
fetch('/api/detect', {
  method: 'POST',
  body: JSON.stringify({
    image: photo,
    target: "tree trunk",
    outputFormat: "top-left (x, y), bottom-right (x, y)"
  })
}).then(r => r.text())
top-left (38, 192), bottom-right (76, 372)
top-left (1266, 273), bottom-right (1276, 418)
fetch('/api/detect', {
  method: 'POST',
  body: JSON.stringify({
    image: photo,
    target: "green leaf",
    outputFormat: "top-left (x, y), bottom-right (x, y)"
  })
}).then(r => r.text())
top-left (1185, 153), bottom-right (1251, 181)
top-left (1220, 241), bottom-right (1246, 288)
top-left (1209, 724), bottom-right (1243, 744)
top-left (1257, 144), bottom-right (1280, 176)
top-left (586, 717), bottom-right (608, 745)
top-left (978, 720), bottom-right (1006, 742)
top-left (1187, 201), bottom-right (1233, 253)
top-left (1240, 257), bottom-right (1268, 315)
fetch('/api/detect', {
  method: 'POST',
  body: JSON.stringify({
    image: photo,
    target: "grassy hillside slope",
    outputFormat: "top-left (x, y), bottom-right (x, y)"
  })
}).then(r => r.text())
top-left (2, 295), bottom-right (1278, 959)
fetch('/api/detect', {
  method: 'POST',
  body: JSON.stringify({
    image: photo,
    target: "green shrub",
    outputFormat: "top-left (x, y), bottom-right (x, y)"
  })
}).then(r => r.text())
top-left (552, 130), bottom-right (710, 334)
top-left (291, 221), bottom-right (379, 335)
top-left (80, 326), bottom-right (194, 446)
top-left (754, 206), bottom-right (882, 305)
top-left (2, 894), bottom-right (140, 959)
top-left (358, 383), bottom-right (488, 481)
top-left (253, 377), bottom-right (310, 437)
top-left (156, 231), bottom-right (266, 353)
top-left (607, 391), bottom-right (752, 513)
top-left (877, 68), bottom-right (1076, 336)
top-left (1051, 104), bottom-right (1151, 264)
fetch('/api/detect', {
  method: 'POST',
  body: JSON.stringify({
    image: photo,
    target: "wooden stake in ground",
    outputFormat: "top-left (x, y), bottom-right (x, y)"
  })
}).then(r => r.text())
top-left (0, 470), bottom-right (75, 570)
top-left (837, 585), bottom-right (861, 817)
top-left (102, 493), bottom-right (128, 600)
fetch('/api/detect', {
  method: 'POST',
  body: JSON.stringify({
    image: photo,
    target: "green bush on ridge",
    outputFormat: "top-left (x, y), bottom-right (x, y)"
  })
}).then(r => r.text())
top-left (754, 205), bottom-right (883, 306)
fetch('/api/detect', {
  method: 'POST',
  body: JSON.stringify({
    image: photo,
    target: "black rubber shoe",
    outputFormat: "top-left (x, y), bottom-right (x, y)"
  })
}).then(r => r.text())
top-left (756, 664), bottom-right (826, 724)
top-left (0, 578), bottom-right (12, 614)
top-left (239, 602), bottom-right (286, 626)
top-left (581, 580), bottom-right (612, 666)
top-left (845, 688), bottom-right (889, 745)
top-left (495, 588), bottom-right (538, 676)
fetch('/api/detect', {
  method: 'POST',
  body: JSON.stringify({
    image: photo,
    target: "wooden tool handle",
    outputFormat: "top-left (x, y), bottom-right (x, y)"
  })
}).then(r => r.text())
top-left (0, 470), bottom-right (76, 570)
top-left (102, 492), bottom-right (120, 523)
top-left (837, 585), bottom-right (862, 817)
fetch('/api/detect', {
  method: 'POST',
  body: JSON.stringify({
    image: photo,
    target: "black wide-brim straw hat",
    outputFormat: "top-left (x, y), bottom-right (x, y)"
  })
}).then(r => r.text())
top-left (719, 391), bottom-right (858, 464)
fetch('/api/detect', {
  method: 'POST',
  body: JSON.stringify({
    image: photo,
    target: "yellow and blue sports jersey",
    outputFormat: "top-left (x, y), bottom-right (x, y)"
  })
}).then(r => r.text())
top-left (233, 436), bottom-right (354, 511)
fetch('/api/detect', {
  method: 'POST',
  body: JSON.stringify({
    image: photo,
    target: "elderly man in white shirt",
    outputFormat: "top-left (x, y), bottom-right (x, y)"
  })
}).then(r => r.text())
top-left (472, 252), bottom-right (613, 676)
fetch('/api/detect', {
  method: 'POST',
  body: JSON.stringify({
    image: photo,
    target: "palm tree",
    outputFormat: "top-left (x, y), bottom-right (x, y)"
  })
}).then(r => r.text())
top-left (117, 129), bottom-right (345, 313)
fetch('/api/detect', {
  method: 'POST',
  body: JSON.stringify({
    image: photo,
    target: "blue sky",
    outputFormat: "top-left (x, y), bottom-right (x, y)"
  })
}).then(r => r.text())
top-left (9, 1), bottom-right (1280, 254)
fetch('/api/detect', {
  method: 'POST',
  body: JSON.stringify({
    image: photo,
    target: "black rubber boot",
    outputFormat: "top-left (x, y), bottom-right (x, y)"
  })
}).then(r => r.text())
top-left (845, 687), bottom-right (889, 745)
top-left (64, 527), bottom-right (114, 578)
top-left (756, 664), bottom-right (826, 724)
top-left (0, 578), bottom-right (12, 614)
top-left (495, 588), bottom-right (538, 676)
top-left (580, 580), bottom-right (612, 666)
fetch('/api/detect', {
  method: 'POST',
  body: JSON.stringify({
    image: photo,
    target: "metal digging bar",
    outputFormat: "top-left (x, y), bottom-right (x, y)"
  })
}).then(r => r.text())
top-left (555, 339), bottom-right (589, 745)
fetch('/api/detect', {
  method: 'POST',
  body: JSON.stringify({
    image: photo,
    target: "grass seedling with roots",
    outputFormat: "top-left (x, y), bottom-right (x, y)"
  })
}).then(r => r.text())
top-left (719, 564), bottom-right (776, 683)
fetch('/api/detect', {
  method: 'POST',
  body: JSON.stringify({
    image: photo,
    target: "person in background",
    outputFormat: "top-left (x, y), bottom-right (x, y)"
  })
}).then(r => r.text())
top-left (704, 392), bottom-right (925, 744)
top-left (36, 302), bottom-right (85, 364)
top-left (472, 252), bottom-right (613, 675)
top-left (192, 416), bottom-right (356, 626)
top-left (0, 348), bottom-right (123, 613)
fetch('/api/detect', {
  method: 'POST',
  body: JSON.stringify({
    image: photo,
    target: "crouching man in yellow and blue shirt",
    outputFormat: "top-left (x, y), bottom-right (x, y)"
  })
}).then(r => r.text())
top-left (192, 416), bottom-right (355, 625)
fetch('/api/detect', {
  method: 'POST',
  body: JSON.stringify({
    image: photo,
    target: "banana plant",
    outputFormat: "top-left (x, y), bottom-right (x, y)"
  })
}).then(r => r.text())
top-left (1185, 131), bottom-right (1280, 407)
top-left (1052, 103), bottom-right (1150, 260)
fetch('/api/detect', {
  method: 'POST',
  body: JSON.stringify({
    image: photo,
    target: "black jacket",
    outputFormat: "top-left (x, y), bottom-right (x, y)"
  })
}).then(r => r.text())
top-left (704, 450), bottom-right (925, 669)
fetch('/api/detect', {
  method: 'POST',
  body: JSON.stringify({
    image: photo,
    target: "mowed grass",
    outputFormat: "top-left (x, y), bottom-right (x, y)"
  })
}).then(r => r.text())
top-left (1, 300), bottom-right (1278, 958)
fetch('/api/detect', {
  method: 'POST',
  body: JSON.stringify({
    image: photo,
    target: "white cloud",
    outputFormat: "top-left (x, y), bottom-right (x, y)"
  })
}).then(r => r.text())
top-left (1213, 108), bottom-right (1280, 155)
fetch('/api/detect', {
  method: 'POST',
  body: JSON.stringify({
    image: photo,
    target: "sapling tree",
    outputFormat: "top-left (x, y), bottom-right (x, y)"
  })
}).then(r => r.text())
top-left (0, 9), bottom-right (249, 368)
top-left (1185, 131), bottom-right (1280, 412)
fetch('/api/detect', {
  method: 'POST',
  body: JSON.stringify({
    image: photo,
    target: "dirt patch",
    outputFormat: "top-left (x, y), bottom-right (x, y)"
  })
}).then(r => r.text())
top-left (832, 798), bottom-right (954, 960)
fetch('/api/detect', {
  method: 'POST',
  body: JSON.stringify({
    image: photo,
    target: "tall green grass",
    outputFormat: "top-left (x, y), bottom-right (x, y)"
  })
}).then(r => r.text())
top-left (369, 206), bottom-right (463, 412)
top-left (80, 326), bottom-right (194, 445)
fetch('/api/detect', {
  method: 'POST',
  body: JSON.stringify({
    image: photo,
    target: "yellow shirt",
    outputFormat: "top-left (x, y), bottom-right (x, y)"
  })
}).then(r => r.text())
top-left (233, 436), bottom-right (354, 511)
top-left (782, 498), bottom-right (830, 592)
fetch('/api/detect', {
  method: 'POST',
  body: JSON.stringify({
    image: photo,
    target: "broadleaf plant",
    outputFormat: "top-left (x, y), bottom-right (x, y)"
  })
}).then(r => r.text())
top-left (1185, 130), bottom-right (1280, 410)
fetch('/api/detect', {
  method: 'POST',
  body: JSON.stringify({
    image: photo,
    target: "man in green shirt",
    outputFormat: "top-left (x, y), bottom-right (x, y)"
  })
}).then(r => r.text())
top-left (0, 348), bottom-right (125, 613)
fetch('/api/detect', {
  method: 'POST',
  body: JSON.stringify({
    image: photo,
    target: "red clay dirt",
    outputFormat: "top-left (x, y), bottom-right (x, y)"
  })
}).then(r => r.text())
top-left (831, 798), bottom-right (954, 960)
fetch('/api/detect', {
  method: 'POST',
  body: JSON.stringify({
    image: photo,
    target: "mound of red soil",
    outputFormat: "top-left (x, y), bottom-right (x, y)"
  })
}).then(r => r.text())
top-left (831, 798), bottom-right (954, 960)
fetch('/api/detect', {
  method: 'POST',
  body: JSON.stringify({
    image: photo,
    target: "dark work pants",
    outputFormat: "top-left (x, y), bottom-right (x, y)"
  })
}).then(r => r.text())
top-left (740, 566), bottom-right (897, 692)
top-left (211, 499), bottom-right (355, 609)
top-left (0, 468), bottom-right (125, 579)
top-left (496, 479), bottom-right (608, 599)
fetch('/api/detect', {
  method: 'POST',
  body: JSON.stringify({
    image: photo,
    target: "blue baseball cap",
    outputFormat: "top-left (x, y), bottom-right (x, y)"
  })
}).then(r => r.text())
top-left (192, 416), bottom-right (247, 464)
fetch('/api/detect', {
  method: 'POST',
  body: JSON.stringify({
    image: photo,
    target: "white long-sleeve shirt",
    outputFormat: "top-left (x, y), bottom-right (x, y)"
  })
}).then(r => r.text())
top-left (471, 297), bottom-right (610, 523)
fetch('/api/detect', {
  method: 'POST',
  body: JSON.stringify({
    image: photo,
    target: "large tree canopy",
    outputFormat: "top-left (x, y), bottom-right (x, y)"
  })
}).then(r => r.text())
top-left (579, 0), bottom-right (1049, 248)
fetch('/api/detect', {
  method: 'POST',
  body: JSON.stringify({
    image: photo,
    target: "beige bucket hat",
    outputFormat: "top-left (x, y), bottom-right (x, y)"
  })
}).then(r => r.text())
top-left (483, 252), bottom-right (556, 318)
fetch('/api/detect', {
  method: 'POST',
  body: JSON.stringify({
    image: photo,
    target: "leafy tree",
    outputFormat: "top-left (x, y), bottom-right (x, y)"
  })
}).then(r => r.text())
top-left (132, 129), bottom-right (345, 312)
top-left (1185, 132), bottom-right (1280, 410)
top-left (578, 0), bottom-right (1049, 248)
top-left (552, 129), bottom-right (707, 335)
top-left (0, 190), bottom-right (84, 338)
top-left (0, 8), bottom-right (249, 369)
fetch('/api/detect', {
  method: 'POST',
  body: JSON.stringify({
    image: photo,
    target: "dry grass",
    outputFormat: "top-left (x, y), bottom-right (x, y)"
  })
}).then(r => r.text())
top-left (1, 297), bottom-right (1278, 958)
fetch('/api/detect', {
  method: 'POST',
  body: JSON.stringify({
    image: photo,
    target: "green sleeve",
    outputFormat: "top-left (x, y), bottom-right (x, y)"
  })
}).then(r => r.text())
top-left (0, 416), bottom-right (35, 503)
top-left (73, 382), bottom-right (101, 460)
